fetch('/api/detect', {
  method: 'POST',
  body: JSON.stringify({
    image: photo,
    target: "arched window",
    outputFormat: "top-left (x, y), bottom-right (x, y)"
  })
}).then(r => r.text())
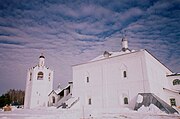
top-left (87, 77), bottom-right (89, 83)
top-left (123, 71), bottom-right (127, 78)
top-left (85, 72), bottom-right (90, 83)
top-left (88, 98), bottom-right (92, 105)
top-left (52, 96), bottom-right (55, 104)
top-left (173, 79), bottom-right (180, 85)
top-left (124, 97), bottom-right (128, 104)
top-left (120, 64), bottom-right (128, 79)
top-left (37, 72), bottom-right (43, 80)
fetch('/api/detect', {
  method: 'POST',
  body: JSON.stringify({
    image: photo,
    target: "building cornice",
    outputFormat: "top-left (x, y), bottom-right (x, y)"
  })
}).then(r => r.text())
top-left (163, 88), bottom-right (180, 94)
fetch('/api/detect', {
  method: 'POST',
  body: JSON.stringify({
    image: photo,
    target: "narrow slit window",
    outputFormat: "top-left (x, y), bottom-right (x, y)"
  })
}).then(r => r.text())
top-left (123, 71), bottom-right (127, 78)
top-left (30, 72), bottom-right (32, 81)
top-left (87, 77), bottom-right (89, 83)
top-left (48, 73), bottom-right (51, 81)
top-left (88, 98), bottom-right (92, 105)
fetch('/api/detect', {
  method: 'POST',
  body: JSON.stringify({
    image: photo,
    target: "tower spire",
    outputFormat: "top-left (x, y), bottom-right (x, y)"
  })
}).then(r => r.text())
top-left (39, 53), bottom-right (45, 67)
top-left (121, 30), bottom-right (129, 52)
top-left (121, 37), bottom-right (128, 52)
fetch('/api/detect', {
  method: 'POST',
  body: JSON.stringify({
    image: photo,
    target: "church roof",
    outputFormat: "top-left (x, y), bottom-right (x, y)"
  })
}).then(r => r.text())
top-left (91, 50), bottom-right (133, 62)
top-left (73, 49), bottom-right (172, 73)
top-left (48, 83), bottom-right (73, 96)
top-left (54, 88), bottom-right (62, 94)
top-left (48, 88), bottom-right (62, 96)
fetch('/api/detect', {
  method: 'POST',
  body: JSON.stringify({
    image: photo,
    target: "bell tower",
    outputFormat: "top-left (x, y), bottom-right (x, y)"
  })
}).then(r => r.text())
top-left (24, 54), bottom-right (53, 109)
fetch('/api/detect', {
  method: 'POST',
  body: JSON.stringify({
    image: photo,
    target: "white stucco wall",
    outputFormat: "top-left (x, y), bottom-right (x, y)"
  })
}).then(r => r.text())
top-left (24, 65), bottom-right (53, 109)
top-left (72, 49), bottom-right (179, 110)
top-left (73, 50), bottom-right (151, 110)
top-left (144, 50), bottom-right (172, 103)
top-left (24, 71), bottom-right (33, 108)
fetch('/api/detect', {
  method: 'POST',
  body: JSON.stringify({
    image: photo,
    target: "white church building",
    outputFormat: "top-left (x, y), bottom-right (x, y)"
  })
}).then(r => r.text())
top-left (72, 38), bottom-right (180, 113)
top-left (24, 37), bottom-right (179, 114)
top-left (24, 54), bottom-right (53, 109)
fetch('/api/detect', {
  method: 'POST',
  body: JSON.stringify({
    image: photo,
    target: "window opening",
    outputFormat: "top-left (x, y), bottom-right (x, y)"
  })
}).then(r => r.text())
top-left (88, 98), bottom-right (92, 105)
top-left (37, 72), bottom-right (43, 80)
top-left (170, 98), bottom-right (176, 106)
top-left (173, 79), bottom-right (180, 85)
top-left (30, 72), bottom-right (32, 81)
top-left (87, 77), bottom-right (89, 83)
top-left (123, 71), bottom-right (127, 78)
top-left (52, 96), bottom-right (55, 104)
top-left (124, 97), bottom-right (128, 104)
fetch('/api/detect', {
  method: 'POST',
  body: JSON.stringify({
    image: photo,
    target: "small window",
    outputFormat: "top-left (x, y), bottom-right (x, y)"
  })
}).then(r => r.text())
top-left (173, 79), bottom-right (180, 85)
top-left (30, 72), bottom-right (32, 81)
top-left (88, 98), bottom-right (92, 105)
top-left (124, 97), bottom-right (128, 104)
top-left (87, 77), bottom-right (89, 83)
top-left (37, 72), bottom-right (43, 80)
top-left (170, 98), bottom-right (176, 106)
top-left (123, 71), bottom-right (127, 78)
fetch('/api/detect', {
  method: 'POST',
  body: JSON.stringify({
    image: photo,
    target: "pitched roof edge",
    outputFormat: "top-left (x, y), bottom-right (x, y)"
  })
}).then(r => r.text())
top-left (144, 49), bottom-right (173, 73)
top-left (72, 50), bottom-right (141, 67)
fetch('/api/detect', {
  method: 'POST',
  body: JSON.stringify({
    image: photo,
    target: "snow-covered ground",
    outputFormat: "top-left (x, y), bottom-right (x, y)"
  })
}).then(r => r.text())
top-left (0, 106), bottom-right (179, 119)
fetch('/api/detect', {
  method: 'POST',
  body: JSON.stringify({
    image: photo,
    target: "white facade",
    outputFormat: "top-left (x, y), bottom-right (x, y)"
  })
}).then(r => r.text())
top-left (164, 74), bottom-right (180, 107)
top-left (24, 54), bottom-right (53, 109)
top-left (72, 39), bottom-right (180, 110)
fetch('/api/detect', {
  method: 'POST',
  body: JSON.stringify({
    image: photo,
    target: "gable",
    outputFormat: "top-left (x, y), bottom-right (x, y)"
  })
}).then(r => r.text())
top-left (48, 90), bottom-right (58, 96)
top-left (144, 49), bottom-right (172, 73)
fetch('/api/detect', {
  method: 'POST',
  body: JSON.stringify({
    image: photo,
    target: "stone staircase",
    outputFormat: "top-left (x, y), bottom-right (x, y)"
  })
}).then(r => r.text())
top-left (134, 93), bottom-right (178, 114)
top-left (56, 96), bottom-right (80, 109)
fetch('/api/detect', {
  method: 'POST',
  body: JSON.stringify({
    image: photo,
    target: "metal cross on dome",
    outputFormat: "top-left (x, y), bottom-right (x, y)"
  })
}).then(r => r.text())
top-left (122, 30), bottom-right (127, 38)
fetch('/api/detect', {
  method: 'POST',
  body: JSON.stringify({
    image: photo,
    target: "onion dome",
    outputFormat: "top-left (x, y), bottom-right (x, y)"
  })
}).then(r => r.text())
top-left (39, 54), bottom-right (45, 59)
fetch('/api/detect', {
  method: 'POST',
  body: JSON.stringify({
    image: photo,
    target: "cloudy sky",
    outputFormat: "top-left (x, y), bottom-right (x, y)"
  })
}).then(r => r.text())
top-left (0, 0), bottom-right (179, 95)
